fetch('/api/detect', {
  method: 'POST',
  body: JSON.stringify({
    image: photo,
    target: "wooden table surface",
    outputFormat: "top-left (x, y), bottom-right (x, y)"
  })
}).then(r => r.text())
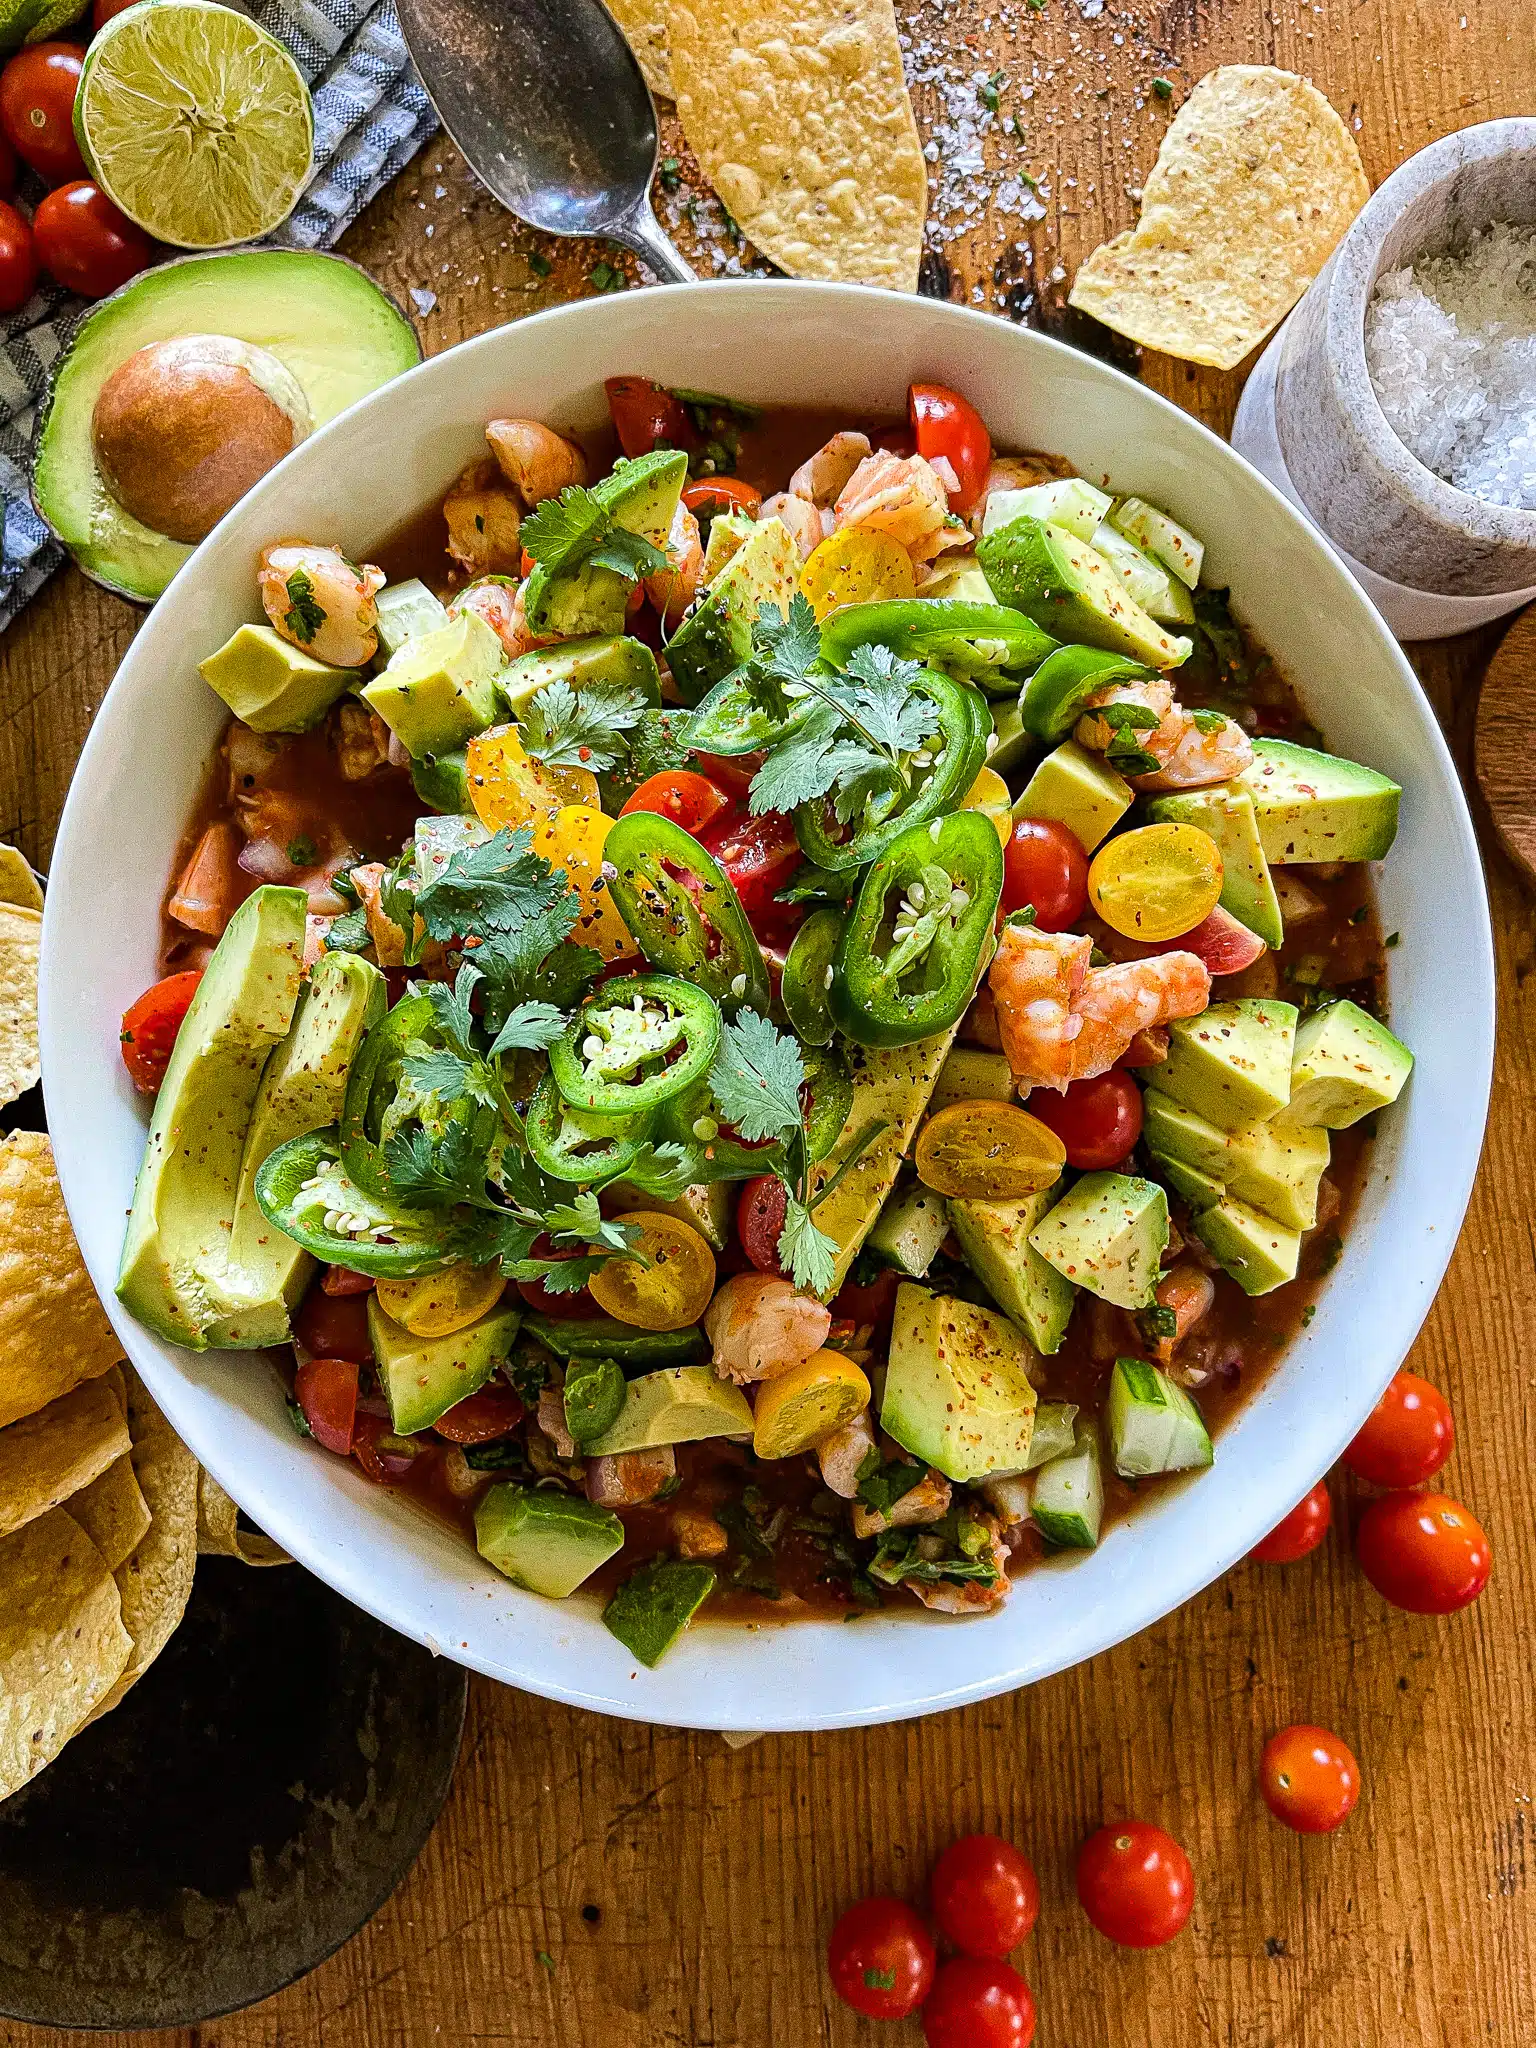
top-left (3, 2), bottom-right (1532, 2042)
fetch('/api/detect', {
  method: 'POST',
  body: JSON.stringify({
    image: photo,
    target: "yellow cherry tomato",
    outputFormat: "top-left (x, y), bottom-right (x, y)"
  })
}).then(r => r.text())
top-left (375, 1261), bottom-right (506, 1338)
top-left (1088, 821), bottom-right (1224, 942)
top-left (799, 528), bottom-right (917, 622)
top-left (751, 1352), bottom-right (871, 1461)
top-left (588, 1211), bottom-right (716, 1331)
top-left (915, 1100), bottom-right (1067, 1200)
top-left (532, 804), bottom-right (634, 961)
top-left (467, 724), bottom-right (598, 831)
top-left (963, 765), bottom-right (1013, 848)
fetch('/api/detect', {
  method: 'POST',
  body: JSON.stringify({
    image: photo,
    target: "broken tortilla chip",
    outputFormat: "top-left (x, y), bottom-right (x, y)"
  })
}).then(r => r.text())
top-left (608, 0), bottom-right (671, 98)
top-left (102, 1367), bottom-right (198, 1714)
top-left (0, 1131), bottom-right (123, 1430)
top-left (0, 901), bottom-right (40, 1109)
top-left (1068, 66), bottom-right (1369, 371)
top-left (670, 0), bottom-right (927, 290)
top-left (70, 1452), bottom-right (152, 1572)
top-left (197, 1469), bottom-right (291, 1567)
top-left (0, 845), bottom-right (43, 915)
top-left (0, 1379), bottom-right (131, 1539)
top-left (0, 1508), bottom-right (130, 1802)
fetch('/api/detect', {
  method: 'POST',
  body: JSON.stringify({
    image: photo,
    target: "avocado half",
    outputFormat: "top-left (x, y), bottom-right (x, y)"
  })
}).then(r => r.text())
top-left (32, 249), bottom-right (422, 604)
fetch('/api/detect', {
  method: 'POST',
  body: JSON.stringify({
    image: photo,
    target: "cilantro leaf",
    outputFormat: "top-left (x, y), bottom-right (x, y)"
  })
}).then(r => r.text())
top-left (855, 1452), bottom-right (929, 1521)
top-left (840, 643), bottom-right (935, 753)
top-left (520, 474), bottom-right (669, 590)
top-left (707, 1011), bottom-right (805, 1142)
top-left (753, 592), bottom-right (822, 698)
top-left (778, 1197), bottom-right (839, 1296)
top-left (383, 1120), bottom-right (489, 1210)
top-left (543, 1191), bottom-right (643, 1257)
top-left (487, 1001), bottom-right (566, 1056)
top-left (415, 827), bottom-right (578, 956)
top-left (521, 679), bottom-right (651, 772)
top-left (282, 567), bottom-right (326, 645)
top-left (379, 856), bottom-right (424, 967)
top-left (414, 963), bottom-right (480, 1055)
top-left (868, 1531), bottom-right (1000, 1588)
top-left (322, 907), bottom-right (372, 954)
top-left (615, 1139), bottom-right (699, 1201)
top-left (400, 1045), bottom-right (490, 1108)
top-left (588, 529), bottom-right (669, 581)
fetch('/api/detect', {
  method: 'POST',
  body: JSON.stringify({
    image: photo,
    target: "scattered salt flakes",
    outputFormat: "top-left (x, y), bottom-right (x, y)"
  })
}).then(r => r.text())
top-left (425, 224), bottom-right (435, 239)
top-left (409, 287), bottom-right (437, 316)
top-left (434, 184), bottom-right (447, 199)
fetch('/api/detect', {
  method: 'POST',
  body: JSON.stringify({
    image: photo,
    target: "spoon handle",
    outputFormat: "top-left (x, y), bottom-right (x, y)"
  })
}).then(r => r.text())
top-left (611, 198), bottom-right (697, 284)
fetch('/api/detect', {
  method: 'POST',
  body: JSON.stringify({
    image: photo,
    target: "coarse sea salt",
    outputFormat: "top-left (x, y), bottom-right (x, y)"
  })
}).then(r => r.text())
top-left (1365, 220), bottom-right (1536, 511)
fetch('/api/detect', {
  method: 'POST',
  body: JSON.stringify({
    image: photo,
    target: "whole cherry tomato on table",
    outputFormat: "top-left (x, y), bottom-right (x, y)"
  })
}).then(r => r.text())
top-left (619, 768), bottom-right (729, 834)
top-left (604, 374), bottom-right (696, 458)
top-left (738, 1174), bottom-right (788, 1277)
top-left (681, 476), bottom-right (762, 521)
top-left (0, 44), bottom-right (87, 185)
top-left (1249, 1478), bottom-right (1332, 1563)
top-left (119, 969), bottom-right (202, 1094)
top-left (930, 1833), bottom-right (1039, 1958)
top-left (922, 1956), bottom-right (1035, 2048)
top-left (1001, 817), bottom-right (1089, 930)
top-left (432, 1383), bottom-right (525, 1445)
top-left (294, 1355), bottom-right (359, 1456)
top-left (1028, 1070), bottom-right (1142, 1171)
top-left (908, 382), bottom-right (992, 515)
top-left (33, 181), bottom-right (152, 297)
top-left (1260, 1724), bottom-right (1361, 1834)
top-left (94, 0), bottom-right (142, 23)
top-left (1356, 1490), bottom-right (1491, 1614)
top-left (826, 1895), bottom-right (936, 2021)
top-left (293, 1285), bottom-right (373, 1366)
top-left (1344, 1371), bottom-right (1454, 1488)
top-left (1076, 1821), bottom-right (1194, 1948)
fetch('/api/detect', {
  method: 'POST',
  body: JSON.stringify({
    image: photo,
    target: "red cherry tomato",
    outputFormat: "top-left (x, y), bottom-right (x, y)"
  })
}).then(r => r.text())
top-left (698, 805), bottom-right (802, 934)
top-left (1249, 1479), bottom-right (1332, 1563)
top-left (33, 180), bottom-right (152, 297)
top-left (604, 374), bottom-right (696, 458)
top-left (0, 44), bottom-right (87, 185)
top-left (0, 131), bottom-right (18, 201)
top-left (826, 1896), bottom-right (936, 2021)
top-left (831, 1262), bottom-right (901, 1336)
top-left (908, 383), bottom-right (992, 516)
top-left (681, 476), bottom-right (762, 520)
top-left (320, 1264), bottom-right (375, 1297)
top-left (514, 1234), bottom-right (596, 1318)
top-left (293, 1286), bottom-right (373, 1366)
top-left (93, 0), bottom-right (141, 22)
top-left (432, 1383), bottom-right (525, 1444)
top-left (691, 750), bottom-right (760, 797)
top-left (737, 1174), bottom-right (788, 1277)
top-left (119, 969), bottom-right (202, 1095)
top-left (619, 768), bottom-right (729, 834)
top-left (922, 1956), bottom-right (1035, 2048)
top-left (294, 1356), bottom-right (360, 1456)
top-left (1260, 1724), bottom-right (1361, 1834)
top-left (1356, 1490), bottom-right (1491, 1614)
top-left (1176, 903), bottom-right (1268, 976)
top-left (350, 1409), bottom-right (418, 1484)
top-left (1076, 1821), bottom-right (1194, 1948)
top-left (930, 1834), bottom-right (1039, 1959)
top-left (1344, 1372), bottom-right (1454, 1489)
top-left (1028, 1070), bottom-right (1142, 1170)
top-left (1001, 817), bottom-right (1089, 930)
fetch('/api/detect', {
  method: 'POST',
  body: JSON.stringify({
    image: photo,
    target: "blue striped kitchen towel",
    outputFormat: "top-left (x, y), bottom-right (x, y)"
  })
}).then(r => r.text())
top-left (0, 0), bottom-right (437, 630)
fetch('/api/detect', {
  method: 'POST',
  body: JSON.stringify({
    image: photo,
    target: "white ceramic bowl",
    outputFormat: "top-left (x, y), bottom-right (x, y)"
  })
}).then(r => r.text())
top-left (41, 283), bottom-right (1494, 1730)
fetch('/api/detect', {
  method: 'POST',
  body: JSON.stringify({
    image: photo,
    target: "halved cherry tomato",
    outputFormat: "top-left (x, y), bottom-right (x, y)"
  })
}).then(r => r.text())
top-left (692, 751), bottom-right (760, 797)
top-left (432, 1383), bottom-right (525, 1445)
top-left (376, 1260), bottom-right (505, 1338)
top-left (0, 43), bottom-right (86, 185)
top-left (699, 805), bottom-right (802, 935)
top-left (1344, 1372), bottom-right (1454, 1489)
top-left (831, 1262), bottom-right (901, 1336)
top-left (0, 131), bottom-right (16, 200)
top-left (532, 804), bottom-right (634, 961)
top-left (515, 1235), bottom-right (596, 1317)
top-left (93, 0), bottom-right (141, 23)
top-left (826, 1895), bottom-right (936, 2021)
top-left (1356, 1490), bottom-right (1491, 1614)
top-left (923, 1957), bottom-right (1035, 2048)
top-left (1027, 1071), bottom-right (1142, 1170)
top-left (1075, 1821), bottom-right (1194, 1948)
top-left (681, 476), bottom-right (762, 520)
top-left (604, 375), bottom-right (695, 457)
top-left (738, 1174), bottom-right (788, 1277)
top-left (1249, 1479), bottom-right (1331, 1563)
top-left (295, 1356), bottom-right (359, 1456)
top-left (120, 970), bottom-right (202, 1095)
top-left (620, 769), bottom-right (729, 834)
top-left (915, 1101), bottom-right (1067, 1200)
top-left (32, 180), bottom-right (152, 298)
top-left (1002, 817), bottom-right (1089, 931)
top-left (930, 1834), bottom-right (1039, 1959)
top-left (909, 382), bottom-right (992, 516)
top-left (799, 527), bottom-right (916, 621)
top-left (1088, 822), bottom-right (1224, 943)
top-left (321, 1265), bottom-right (375, 1297)
top-left (0, 198), bottom-right (36, 314)
top-left (351, 1410), bottom-right (419, 1484)
top-left (293, 1286), bottom-right (373, 1365)
top-left (963, 766), bottom-right (1013, 847)
top-left (588, 1211), bottom-right (716, 1330)
top-left (1260, 1724), bottom-right (1361, 1834)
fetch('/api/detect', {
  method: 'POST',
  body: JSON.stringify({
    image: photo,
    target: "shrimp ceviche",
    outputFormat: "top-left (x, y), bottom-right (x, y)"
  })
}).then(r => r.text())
top-left (116, 377), bottom-right (1413, 1667)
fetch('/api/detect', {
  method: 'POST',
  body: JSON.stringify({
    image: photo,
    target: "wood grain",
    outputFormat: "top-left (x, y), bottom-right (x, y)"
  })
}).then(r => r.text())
top-left (1475, 605), bottom-right (1536, 882)
top-left (4, 1), bottom-right (1533, 2042)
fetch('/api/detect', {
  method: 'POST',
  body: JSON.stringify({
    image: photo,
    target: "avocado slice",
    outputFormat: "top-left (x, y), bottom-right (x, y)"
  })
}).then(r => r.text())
top-left (1106, 1358), bottom-right (1213, 1477)
top-left (412, 747), bottom-right (475, 817)
top-left (500, 635), bottom-right (661, 720)
top-left (700, 510), bottom-right (756, 581)
top-left (1239, 739), bottom-right (1402, 865)
top-left (199, 624), bottom-right (355, 733)
top-left (517, 1313), bottom-right (707, 1366)
top-left (929, 1046), bottom-right (1016, 1116)
top-left (988, 700), bottom-right (1031, 775)
top-left (978, 516), bottom-right (1192, 669)
top-left (603, 1178), bottom-right (732, 1252)
top-left (866, 1183), bottom-right (950, 1278)
top-left (1142, 1090), bottom-right (1330, 1231)
top-left (1149, 999), bottom-right (1298, 1132)
top-left (1152, 1152), bottom-right (1225, 1214)
top-left (34, 250), bottom-right (420, 604)
top-left (882, 1284), bottom-right (1039, 1483)
top-left (948, 1189), bottom-right (1077, 1354)
top-left (375, 579), bottom-right (450, 660)
top-left (1021, 1400), bottom-right (1080, 1470)
top-left (118, 885), bottom-right (307, 1349)
top-left (665, 515), bottom-right (802, 705)
top-left (1013, 740), bottom-right (1133, 852)
top-left (523, 449), bottom-right (688, 638)
top-left (1031, 1422), bottom-right (1104, 1547)
top-left (1147, 782), bottom-right (1283, 948)
top-left (368, 1296), bottom-right (522, 1435)
top-left (1190, 1193), bottom-right (1302, 1296)
top-left (603, 1558), bottom-right (716, 1667)
top-left (475, 1484), bottom-right (623, 1598)
top-left (982, 478), bottom-right (1113, 543)
top-left (361, 610), bottom-right (506, 759)
top-left (1027, 1171), bottom-right (1168, 1311)
top-left (1288, 1000), bottom-right (1413, 1129)
top-left (583, 1366), bottom-right (753, 1456)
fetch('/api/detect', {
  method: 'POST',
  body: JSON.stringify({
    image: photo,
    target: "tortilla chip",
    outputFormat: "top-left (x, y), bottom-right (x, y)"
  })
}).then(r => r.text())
top-left (0, 1380), bottom-right (131, 1540)
top-left (101, 1362), bottom-right (127, 1415)
top-left (670, 0), bottom-right (927, 290)
top-left (106, 1367), bottom-right (198, 1708)
top-left (70, 1453), bottom-right (152, 1572)
top-left (0, 1508), bottom-right (131, 1801)
top-left (1068, 66), bottom-right (1369, 371)
top-left (0, 845), bottom-right (43, 915)
top-left (0, 901), bottom-right (40, 1109)
top-left (0, 1132), bottom-right (123, 1430)
top-left (609, 0), bottom-right (671, 98)
top-left (196, 1469), bottom-right (291, 1568)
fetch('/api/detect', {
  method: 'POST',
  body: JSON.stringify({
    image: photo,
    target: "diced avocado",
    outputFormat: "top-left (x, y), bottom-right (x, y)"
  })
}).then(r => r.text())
top-left (1031, 1422), bottom-right (1104, 1547)
top-left (1021, 1399), bottom-right (1079, 1470)
top-left (361, 610), bottom-right (505, 759)
top-left (368, 1297), bottom-right (522, 1435)
top-left (475, 1484), bottom-right (623, 1598)
top-left (202, 951), bottom-right (386, 1348)
top-left (1240, 739), bottom-right (1401, 865)
top-left (866, 1183), bottom-right (950, 1278)
top-left (1288, 1000), bottom-right (1413, 1129)
top-left (982, 478), bottom-right (1113, 543)
top-left (374, 578), bottom-right (449, 660)
top-left (199, 624), bottom-right (355, 733)
top-left (412, 748), bottom-right (475, 816)
top-left (807, 1024), bottom-right (961, 1297)
top-left (1089, 520), bottom-right (1195, 624)
top-left (1152, 1153), bottom-right (1225, 1214)
top-left (583, 1366), bottom-right (753, 1455)
top-left (604, 1178), bottom-right (733, 1251)
top-left (499, 634), bottom-right (661, 720)
top-left (988, 700), bottom-right (1031, 776)
top-left (948, 1190), bottom-right (1076, 1354)
top-left (1109, 497), bottom-right (1204, 589)
top-left (666, 515), bottom-right (801, 705)
top-left (930, 1046), bottom-right (1016, 1116)
top-left (882, 1284), bottom-right (1039, 1482)
top-left (1150, 999), bottom-right (1298, 1131)
top-left (524, 449), bottom-right (689, 637)
top-left (1147, 782), bottom-right (1282, 947)
top-left (1143, 1090), bottom-right (1329, 1231)
top-left (518, 1314), bottom-right (708, 1366)
top-left (414, 813), bottom-right (490, 887)
top-left (1190, 1194), bottom-right (1301, 1296)
top-left (603, 1558), bottom-right (716, 1667)
top-left (919, 556), bottom-right (998, 606)
top-left (978, 516), bottom-right (1192, 669)
top-left (118, 887), bottom-right (307, 1351)
top-left (1027, 1171), bottom-right (1168, 1310)
top-left (700, 509), bottom-right (756, 582)
top-left (1013, 739), bottom-right (1134, 852)
top-left (1106, 1357), bottom-right (1212, 1477)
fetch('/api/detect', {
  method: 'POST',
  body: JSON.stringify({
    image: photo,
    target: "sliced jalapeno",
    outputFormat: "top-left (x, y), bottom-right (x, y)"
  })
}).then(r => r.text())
top-left (780, 906), bottom-right (842, 1047)
top-left (685, 667), bottom-right (819, 756)
top-left (818, 599), bottom-right (1058, 696)
top-left (1018, 645), bottom-right (1152, 741)
top-left (549, 973), bottom-right (720, 1120)
top-left (658, 1043), bottom-right (852, 1180)
top-left (255, 1130), bottom-right (470, 1278)
top-left (525, 1069), bottom-right (653, 1183)
top-left (604, 811), bottom-right (771, 1014)
top-left (340, 993), bottom-right (439, 1199)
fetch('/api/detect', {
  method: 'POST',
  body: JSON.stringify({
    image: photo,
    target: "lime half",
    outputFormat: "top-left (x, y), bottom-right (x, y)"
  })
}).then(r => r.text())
top-left (76, 0), bottom-right (313, 249)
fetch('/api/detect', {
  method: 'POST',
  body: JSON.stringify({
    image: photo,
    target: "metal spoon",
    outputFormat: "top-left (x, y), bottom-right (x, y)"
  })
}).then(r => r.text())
top-left (396, 0), bottom-right (696, 284)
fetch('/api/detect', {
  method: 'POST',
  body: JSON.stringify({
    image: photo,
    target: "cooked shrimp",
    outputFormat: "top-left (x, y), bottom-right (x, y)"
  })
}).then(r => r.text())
top-left (761, 491), bottom-right (828, 562)
top-left (1075, 677), bottom-right (1253, 793)
top-left (258, 544), bottom-right (384, 667)
top-left (224, 722), bottom-right (282, 795)
top-left (703, 1273), bottom-right (832, 1386)
top-left (818, 1408), bottom-right (876, 1498)
top-left (834, 450), bottom-right (960, 565)
top-left (537, 1384), bottom-right (577, 1460)
top-left (989, 924), bottom-right (1210, 1090)
top-left (335, 702), bottom-right (392, 782)
top-left (168, 821), bottom-right (243, 937)
top-left (789, 430), bottom-right (872, 507)
top-left (443, 458), bottom-right (523, 575)
top-left (1150, 1265), bottom-right (1216, 1367)
top-left (907, 1519), bottom-right (1011, 1614)
top-left (586, 1446), bottom-right (676, 1507)
top-left (449, 576), bottom-right (536, 657)
top-left (485, 418), bottom-right (587, 505)
top-left (851, 1467), bottom-right (952, 1540)
top-left (643, 501), bottom-right (704, 628)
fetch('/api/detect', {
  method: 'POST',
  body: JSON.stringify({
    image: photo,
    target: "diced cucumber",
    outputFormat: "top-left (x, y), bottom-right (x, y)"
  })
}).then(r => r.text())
top-left (1108, 497), bottom-right (1204, 589)
top-left (1090, 520), bottom-right (1195, 625)
top-left (1021, 1399), bottom-right (1079, 1470)
top-left (375, 577), bottom-right (449, 659)
top-left (1031, 1423), bottom-right (1104, 1547)
top-left (1105, 1357), bottom-right (1213, 1478)
top-left (983, 478), bottom-right (1113, 544)
top-left (866, 1182), bottom-right (951, 1278)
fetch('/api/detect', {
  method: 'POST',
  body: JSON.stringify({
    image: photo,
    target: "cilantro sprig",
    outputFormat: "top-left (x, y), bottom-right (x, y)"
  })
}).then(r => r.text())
top-left (520, 678), bottom-right (651, 773)
top-left (520, 474), bottom-right (671, 586)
